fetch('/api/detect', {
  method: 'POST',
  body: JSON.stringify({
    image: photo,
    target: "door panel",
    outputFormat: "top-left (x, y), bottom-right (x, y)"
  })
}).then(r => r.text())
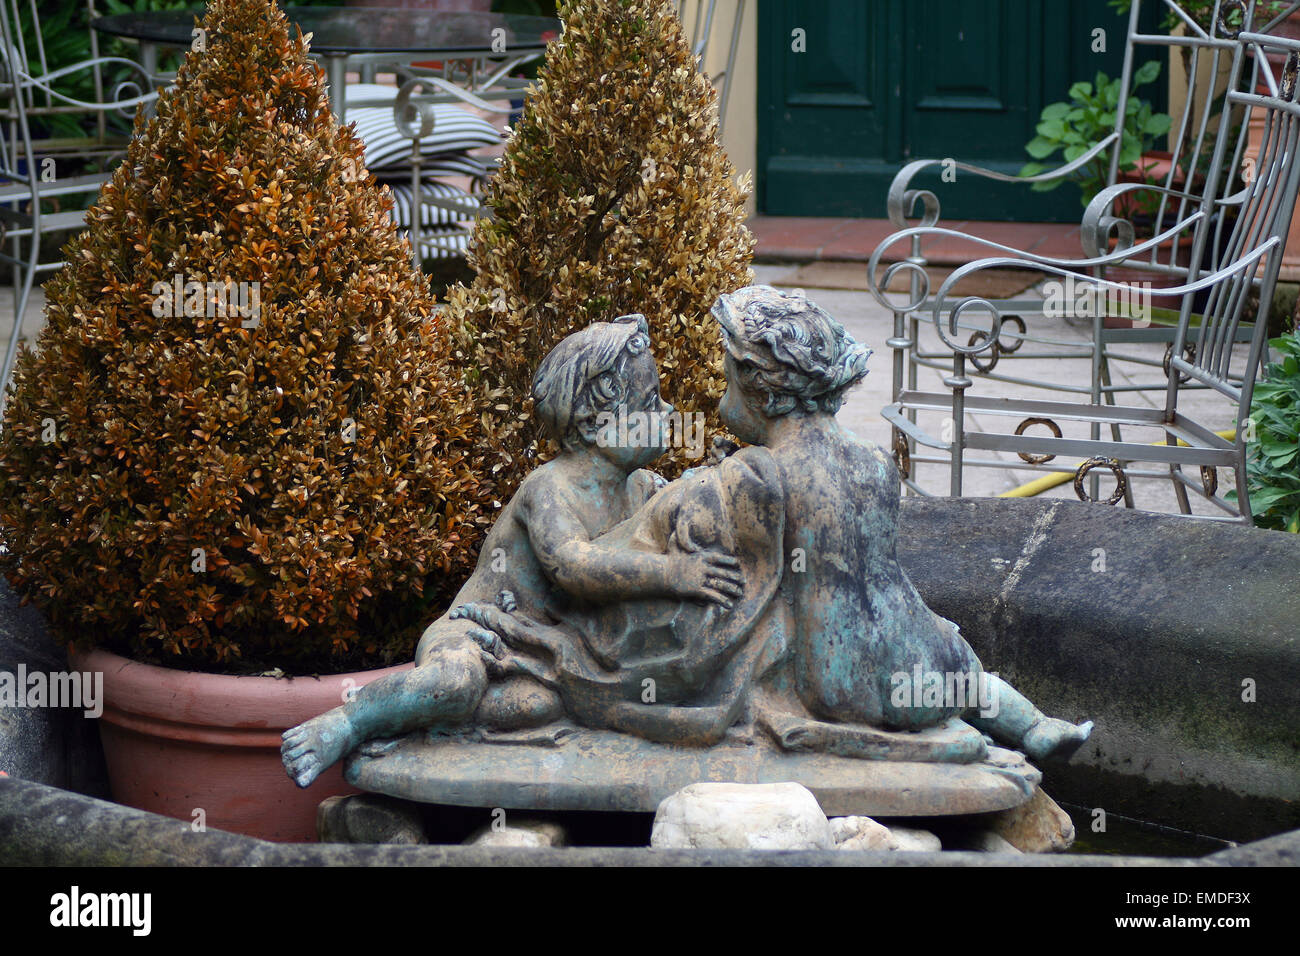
top-left (757, 0), bottom-right (1162, 220)
top-left (906, 0), bottom-right (1030, 160)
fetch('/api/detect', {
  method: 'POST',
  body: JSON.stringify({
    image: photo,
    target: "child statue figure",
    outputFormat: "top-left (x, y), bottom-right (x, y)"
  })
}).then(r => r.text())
top-left (283, 290), bottom-right (1091, 790)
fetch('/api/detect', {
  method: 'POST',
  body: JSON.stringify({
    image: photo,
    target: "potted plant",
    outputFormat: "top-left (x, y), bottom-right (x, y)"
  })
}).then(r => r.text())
top-left (1020, 63), bottom-right (1199, 327)
top-left (0, 0), bottom-right (494, 841)
top-left (1020, 62), bottom-right (1173, 218)
top-left (443, 0), bottom-right (754, 491)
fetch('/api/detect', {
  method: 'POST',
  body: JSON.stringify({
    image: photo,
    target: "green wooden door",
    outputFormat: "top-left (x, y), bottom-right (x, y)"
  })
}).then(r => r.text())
top-left (758, 0), bottom-right (1163, 220)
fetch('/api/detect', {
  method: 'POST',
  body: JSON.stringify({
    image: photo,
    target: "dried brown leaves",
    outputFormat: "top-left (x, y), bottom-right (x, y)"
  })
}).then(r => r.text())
top-left (0, 0), bottom-right (494, 672)
top-left (445, 0), bottom-right (755, 504)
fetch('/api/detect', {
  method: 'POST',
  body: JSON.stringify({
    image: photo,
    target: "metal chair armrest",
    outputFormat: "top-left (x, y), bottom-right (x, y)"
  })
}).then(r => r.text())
top-left (886, 133), bottom-right (1119, 228)
top-left (914, 236), bottom-right (1278, 358)
top-left (1080, 181), bottom-right (1205, 259)
top-left (5, 56), bottom-right (159, 113)
top-left (866, 212), bottom-right (1207, 310)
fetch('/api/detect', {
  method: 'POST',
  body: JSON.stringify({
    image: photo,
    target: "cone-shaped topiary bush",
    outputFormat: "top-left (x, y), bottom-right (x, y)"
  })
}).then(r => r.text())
top-left (445, 0), bottom-right (754, 505)
top-left (0, 0), bottom-right (493, 672)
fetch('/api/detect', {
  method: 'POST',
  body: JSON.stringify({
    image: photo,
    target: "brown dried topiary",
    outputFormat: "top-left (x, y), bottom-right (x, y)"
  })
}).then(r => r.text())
top-left (0, 0), bottom-right (494, 673)
top-left (444, 0), bottom-right (755, 514)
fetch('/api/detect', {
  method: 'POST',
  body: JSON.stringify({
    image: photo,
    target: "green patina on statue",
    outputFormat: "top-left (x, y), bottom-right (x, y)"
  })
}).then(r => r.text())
top-left (282, 287), bottom-right (1090, 794)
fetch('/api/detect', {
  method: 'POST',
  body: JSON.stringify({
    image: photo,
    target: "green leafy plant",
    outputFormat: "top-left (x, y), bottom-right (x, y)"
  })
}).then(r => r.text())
top-left (0, 0), bottom-right (492, 673)
top-left (1020, 62), bottom-right (1172, 207)
top-left (1232, 330), bottom-right (1300, 532)
top-left (21, 1), bottom-right (349, 142)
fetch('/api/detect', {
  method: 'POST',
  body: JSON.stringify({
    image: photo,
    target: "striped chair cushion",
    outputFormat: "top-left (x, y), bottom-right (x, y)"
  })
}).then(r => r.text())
top-left (344, 83), bottom-right (502, 170)
top-left (413, 227), bottom-right (472, 259)
top-left (383, 178), bottom-right (482, 229)
top-left (375, 152), bottom-right (492, 182)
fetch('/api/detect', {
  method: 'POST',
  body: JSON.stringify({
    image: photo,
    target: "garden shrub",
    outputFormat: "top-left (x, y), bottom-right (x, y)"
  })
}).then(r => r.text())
top-left (443, 0), bottom-right (755, 508)
top-left (1236, 330), bottom-right (1300, 532)
top-left (0, 0), bottom-right (492, 672)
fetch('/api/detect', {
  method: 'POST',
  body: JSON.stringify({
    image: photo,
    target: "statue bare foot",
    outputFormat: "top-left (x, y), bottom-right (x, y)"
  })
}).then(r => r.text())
top-left (281, 708), bottom-right (359, 788)
top-left (1023, 717), bottom-right (1093, 761)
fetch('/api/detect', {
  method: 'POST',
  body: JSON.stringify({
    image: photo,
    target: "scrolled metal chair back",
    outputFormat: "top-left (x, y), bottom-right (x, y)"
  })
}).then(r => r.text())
top-left (1171, 33), bottom-right (1300, 407)
top-left (1102, 1), bottom-right (1281, 279)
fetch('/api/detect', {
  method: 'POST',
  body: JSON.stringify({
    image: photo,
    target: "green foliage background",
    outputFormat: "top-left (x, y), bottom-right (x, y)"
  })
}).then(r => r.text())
top-left (1234, 331), bottom-right (1300, 532)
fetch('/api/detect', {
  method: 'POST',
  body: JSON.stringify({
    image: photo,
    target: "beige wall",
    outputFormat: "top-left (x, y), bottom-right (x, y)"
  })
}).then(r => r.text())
top-left (1166, 24), bottom-right (1236, 153)
top-left (697, 0), bottom-right (758, 218)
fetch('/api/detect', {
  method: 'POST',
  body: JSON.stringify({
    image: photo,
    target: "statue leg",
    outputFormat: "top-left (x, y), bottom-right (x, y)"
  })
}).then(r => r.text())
top-left (965, 674), bottom-right (1093, 761)
top-left (281, 636), bottom-right (487, 788)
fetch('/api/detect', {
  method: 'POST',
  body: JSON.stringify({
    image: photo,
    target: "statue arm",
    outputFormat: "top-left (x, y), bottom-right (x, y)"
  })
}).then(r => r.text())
top-left (509, 478), bottom-right (661, 599)
top-left (524, 482), bottom-right (741, 606)
top-left (544, 537), bottom-right (675, 603)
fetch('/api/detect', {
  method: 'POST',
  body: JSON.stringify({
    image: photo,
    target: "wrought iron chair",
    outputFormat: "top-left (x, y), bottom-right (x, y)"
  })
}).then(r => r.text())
top-left (0, 0), bottom-right (157, 407)
top-left (871, 0), bottom-right (1292, 503)
top-left (368, 1), bottom-right (745, 266)
top-left (346, 79), bottom-right (502, 265)
top-left (867, 31), bottom-right (1300, 524)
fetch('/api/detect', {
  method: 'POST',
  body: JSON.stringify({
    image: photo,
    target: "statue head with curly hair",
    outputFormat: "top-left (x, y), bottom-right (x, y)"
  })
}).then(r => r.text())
top-left (532, 313), bottom-right (663, 456)
top-left (711, 286), bottom-right (871, 442)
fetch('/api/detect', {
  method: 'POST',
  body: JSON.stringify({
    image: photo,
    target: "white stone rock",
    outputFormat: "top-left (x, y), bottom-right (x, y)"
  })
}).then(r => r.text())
top-left (966, 830), bottom-right (1023, 854)
top-left (829, 815), bottom-right (895, 851)
top-left (466, 820), bottom-right (566, 848)
top-left (650, 781), bottom-right (832, 850)
top-left (887, 826), bottom-right (943, 852)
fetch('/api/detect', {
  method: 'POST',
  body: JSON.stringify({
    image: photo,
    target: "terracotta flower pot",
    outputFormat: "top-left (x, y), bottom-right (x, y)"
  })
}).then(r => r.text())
top-left (69, 646), bottom-right (412, 842)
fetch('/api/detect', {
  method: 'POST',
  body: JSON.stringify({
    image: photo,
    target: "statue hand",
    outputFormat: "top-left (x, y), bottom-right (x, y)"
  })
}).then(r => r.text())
top-left (452, 601), bottom-right (576, 677)
top-left (669, 549), bottom-right (744, 608)
top-left (453, 601), bottom-right (605, 699)
top-left (470, 629), bottom-right (559, 687)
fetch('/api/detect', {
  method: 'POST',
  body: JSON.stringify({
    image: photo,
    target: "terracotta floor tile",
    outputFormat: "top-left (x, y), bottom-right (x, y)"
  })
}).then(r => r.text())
top-left (750, 215), bottom-right (1082, 268)
top-left (819, 219), bottom-right (913, 262)
top-left (747, 216), bottom-right (853, 259)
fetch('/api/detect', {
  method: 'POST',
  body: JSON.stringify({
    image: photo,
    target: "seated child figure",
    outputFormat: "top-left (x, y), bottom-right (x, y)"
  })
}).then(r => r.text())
top-left (452, 288), bottom-right (1092, 762)
top-left (281, 314), bottom-right (742, 788)
top-left (709, 286), bottom-right (1092, 759)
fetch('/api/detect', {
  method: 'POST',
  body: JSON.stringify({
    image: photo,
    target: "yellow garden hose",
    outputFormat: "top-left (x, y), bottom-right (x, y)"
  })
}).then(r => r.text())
top-left (998, 428), bottom-right (1238, 498)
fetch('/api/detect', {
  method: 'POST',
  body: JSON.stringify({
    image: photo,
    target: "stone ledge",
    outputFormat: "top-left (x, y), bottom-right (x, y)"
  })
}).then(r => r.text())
top-left (0, 777), bottom-right (1223, 866)
top-left (898, 497), bottom-right (1300, 842)
top-left (346, 727), bottom-right (1041, 817)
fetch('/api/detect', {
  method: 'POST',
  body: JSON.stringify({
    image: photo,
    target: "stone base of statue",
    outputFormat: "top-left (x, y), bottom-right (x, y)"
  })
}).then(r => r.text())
top-left (344, 718), bottom-right (1042, 817)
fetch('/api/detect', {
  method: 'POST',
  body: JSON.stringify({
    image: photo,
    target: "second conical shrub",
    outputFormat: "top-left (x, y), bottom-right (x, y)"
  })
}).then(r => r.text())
top-left (445, 0), bottom-right (755, 512)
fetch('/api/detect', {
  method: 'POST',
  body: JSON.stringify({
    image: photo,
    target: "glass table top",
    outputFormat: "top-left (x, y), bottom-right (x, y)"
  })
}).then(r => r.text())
top-left (92, 5), bottom-right (561, 55)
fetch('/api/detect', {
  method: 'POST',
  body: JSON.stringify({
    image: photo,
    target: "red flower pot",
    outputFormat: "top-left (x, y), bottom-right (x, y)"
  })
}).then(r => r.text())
top-left (70, 646), bottom-right (411, 842)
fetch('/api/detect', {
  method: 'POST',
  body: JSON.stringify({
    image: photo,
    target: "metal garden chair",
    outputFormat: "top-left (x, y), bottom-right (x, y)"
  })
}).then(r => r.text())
top-left (377, 0), bottom-right (747, 265)
top-left (870, 0), bottom-right (1293, 505)
top-left (867, 29), bottom-right (1300, 524)
top-left (0, 0), bottom-right (157, 408)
